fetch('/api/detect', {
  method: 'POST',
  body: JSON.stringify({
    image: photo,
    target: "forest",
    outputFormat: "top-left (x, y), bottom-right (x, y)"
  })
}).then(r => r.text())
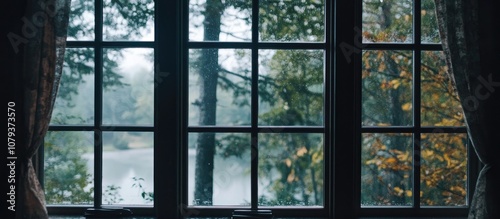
top-left (44, 0), bottom-right (467, 207)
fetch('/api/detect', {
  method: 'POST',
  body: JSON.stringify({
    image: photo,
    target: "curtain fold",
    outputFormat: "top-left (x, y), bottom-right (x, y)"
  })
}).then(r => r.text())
top-left (434, 1), bottom-right (500, 218)
top-left (19, 0), bottom-right (71, 218)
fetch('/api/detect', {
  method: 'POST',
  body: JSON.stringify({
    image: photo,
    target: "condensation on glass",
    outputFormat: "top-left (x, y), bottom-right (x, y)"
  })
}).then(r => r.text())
top-left (420, 133), bottom-right (467, 206)
top-left (362, 0), bottom-right (413, 43)
top-left (189, 0), bottom-right (252, 41)
top-left (188, 133), bottom-right (252, 206)
top-left (188, 49), bottom-right (252, 126)
top-left (103, 0), bottom-right (154, 41)
top-left (362, 50), bottom-right (413, 127)
top-left (259, 0), bottom-right (325, 42)
top-left (67, 0), bottom-right (95, 40)
top-left (361, 133), bottom-right (413, 206)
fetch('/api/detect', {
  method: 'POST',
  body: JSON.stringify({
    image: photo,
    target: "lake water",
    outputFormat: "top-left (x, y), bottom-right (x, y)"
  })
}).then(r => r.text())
top-left (85, 148), bottom-right (253, 205)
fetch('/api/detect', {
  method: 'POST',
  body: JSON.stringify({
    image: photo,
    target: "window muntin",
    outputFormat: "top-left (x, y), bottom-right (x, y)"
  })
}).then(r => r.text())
top-left (360, 0), bottom-right (469, 209)
top-left (44, 0), bottom-right (155, 209)
top-left (185, 0), bottom-right (328, 211)
top-left (42, 0), bottom-right (476, 217)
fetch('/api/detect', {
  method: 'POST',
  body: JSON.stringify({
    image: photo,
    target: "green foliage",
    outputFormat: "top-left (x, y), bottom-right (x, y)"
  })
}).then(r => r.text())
top-left (48, 0), bottom-right (465, 208)
top-left (45, 0), bottom-right (155, 205)
top-left (259, 133), bottom-right (324, 205)
top-left (259, 0), bottom-right (324, 41)
top-left (44, 131), bottom-right (94, 204)
top-left (361, 0), bottom-right (466, 206)
top-left (103, 185), bottom-right (123, 204)
top-left (132, 177), bottom-right (154, 203)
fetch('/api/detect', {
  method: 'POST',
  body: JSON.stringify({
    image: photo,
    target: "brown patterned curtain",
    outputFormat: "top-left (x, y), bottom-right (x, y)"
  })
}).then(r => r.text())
top-left (434, 1), bottom-right (500, 218)
top-left (19, 0), bottom-right (71, 218)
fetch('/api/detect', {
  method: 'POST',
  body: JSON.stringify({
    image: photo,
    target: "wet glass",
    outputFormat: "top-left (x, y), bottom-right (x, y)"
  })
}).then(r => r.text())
top-left (67, 0), bottom-right (95, 40)
top-left (189, 0), bottom-right (252, 41)
top-left (258, 133), bottom-right (324, 206)
top-left (259, 50), bottom-right (324, 126)
top-left (420, 133), bottom-right (467, 206)
top-left (259, 0), bottom-right (325, 42)
top-left (188, 133), bottom-right (251, 206)
top-left (361, 133), bottom-right (413, 206)
top-left (102, 132), bottom-right (154, 205)
top-left (362, 50), bottom-right (413, 126)
top-left (189, 49), bottom-right (252, 126)
top-left (421, 0), bottom-right (441, 43)
top-left (103, 0), bottom-right (154, 41)
top-left (362, 0), bottom-right (413, 43)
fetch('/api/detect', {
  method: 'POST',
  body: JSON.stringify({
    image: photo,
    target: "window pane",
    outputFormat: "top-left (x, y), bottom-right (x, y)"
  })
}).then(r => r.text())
top-left (51, 48), bottom-right (94, 125)
top-left (361, 133), bottom-right (413, 206)
top-left (362, 0), bottom-right (413, 43)
top-left (102, 48), bottom-right (154, 126)
top-left (103, 0), bottom-right (154, 41)
top-left (67, 0), bottom-right (94, 40)
top-left (102, 132), bottom-right (154, 205)
top-left (44, 131), bottom-right (94, 205)
top-left (189, 0), bottom-right (252, 41)
top-left (421, 0), bottom-right (440, 43)
top-left (188, 133), bottom-right (251, 206)
top-left (258, 133), bottom-right (324, 206)
top-left (420, 133), bottom-right (467, 206)
top-left (421, 51), bottom-right (464, 126)
top-left (259, 0), bottom-right (325, 42)
top-left (259, 50), bottom-right (324, 126)
top-left (189, 49), bottom-right (251, 126)
top-left (362, 50), bottom-right (413, 126)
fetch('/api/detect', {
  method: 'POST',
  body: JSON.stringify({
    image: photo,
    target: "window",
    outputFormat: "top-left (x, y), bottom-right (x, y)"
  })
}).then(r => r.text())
top-left (43, 0), bottom-right (155, 215)
top-left (356, 0), bottom-right (478, 217)
top-left (182, 0), bottom-right (329, 217)
top-left (42, 0), bottom-right (477, 218)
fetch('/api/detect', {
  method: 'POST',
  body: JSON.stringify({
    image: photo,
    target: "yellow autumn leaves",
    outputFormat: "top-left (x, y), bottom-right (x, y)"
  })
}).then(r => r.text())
top-left (363, 133), bottom-right (467, 206)
top-left (393, 186), bottom-right (413, 197)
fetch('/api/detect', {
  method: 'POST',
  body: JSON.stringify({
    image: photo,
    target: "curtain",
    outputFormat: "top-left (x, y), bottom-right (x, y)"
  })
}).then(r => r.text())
top-left (434, 1), bottom-right (500, 218)
top-left (18, 0), bottom-right (71, 218)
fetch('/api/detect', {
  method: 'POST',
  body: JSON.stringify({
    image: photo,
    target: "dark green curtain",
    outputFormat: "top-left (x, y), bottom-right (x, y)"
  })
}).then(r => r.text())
top-left (19, 0), bottom-right (71, 218)
top-left (434, 1), bottom-right (500, 218)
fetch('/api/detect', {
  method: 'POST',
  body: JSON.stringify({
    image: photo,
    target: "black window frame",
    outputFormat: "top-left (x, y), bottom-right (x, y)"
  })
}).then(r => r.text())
top-left (353, 0), bottom-right (479, 217)
top-left (178, 0), bottom-right (333, 217)
top-left (40, 0), bottom-right (479, 218)
top-left (43, 0), bottom-right (157, 216)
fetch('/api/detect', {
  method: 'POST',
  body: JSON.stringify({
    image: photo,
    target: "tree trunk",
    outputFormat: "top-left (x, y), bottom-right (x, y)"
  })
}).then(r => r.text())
top-left (194, 0), bottom-right (223, 205)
